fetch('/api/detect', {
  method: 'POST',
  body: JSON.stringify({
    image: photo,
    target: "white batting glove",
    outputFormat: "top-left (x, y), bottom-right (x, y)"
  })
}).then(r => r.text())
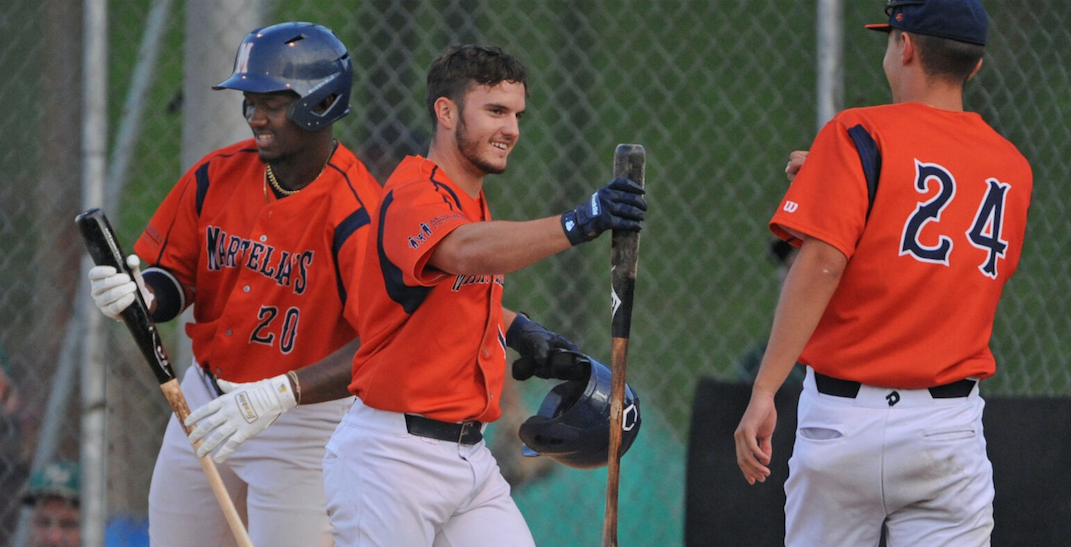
top-left (88, 255), bottom-right (153, 320)
top-left (184, 374), bottom-right (298, 463)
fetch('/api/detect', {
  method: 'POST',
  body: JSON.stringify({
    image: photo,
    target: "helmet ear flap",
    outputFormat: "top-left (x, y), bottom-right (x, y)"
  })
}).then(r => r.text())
top-left (287, 68), bottom-right (352, 130)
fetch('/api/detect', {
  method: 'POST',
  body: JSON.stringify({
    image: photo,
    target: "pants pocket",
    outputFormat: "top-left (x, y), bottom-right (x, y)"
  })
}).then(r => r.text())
top-left (799, 426), bottom-right (844, 441)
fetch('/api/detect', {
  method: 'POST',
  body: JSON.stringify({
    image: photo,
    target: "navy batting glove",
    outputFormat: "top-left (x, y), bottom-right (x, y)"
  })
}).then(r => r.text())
top-left (561, 177), bottom-right (647, 246)
top-left (507, 314), bottom-right (580, 381)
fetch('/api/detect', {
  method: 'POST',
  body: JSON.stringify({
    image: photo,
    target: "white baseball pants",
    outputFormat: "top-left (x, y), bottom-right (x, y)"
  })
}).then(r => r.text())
top-left (323, 397), bottom-right (535, 547)
top-left (148, 364), bottom-right (351, 547)
top-left (784, 367), bottom-right (994, 547)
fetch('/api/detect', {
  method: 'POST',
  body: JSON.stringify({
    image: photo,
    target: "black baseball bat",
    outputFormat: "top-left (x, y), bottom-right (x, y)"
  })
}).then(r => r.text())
top-left (602, 144), bottom-right (645, 547)
top-left (75, 208), bottom-right (254, 547)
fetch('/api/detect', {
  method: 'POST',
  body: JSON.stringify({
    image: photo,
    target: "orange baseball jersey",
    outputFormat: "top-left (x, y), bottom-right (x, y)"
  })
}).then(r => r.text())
top-left (134, 139), bottom-right (382, 383)
top-left (771, 102), bottom-right (1032, 388)
top-left (348, 155), bottom-right (507, 423)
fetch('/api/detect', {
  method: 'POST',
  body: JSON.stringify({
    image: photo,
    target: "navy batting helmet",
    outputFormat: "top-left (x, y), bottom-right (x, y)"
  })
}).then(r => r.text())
top-left (518, 351), bottom-right (641, 469)
top-left (214, 22), bottom-right (353, 131)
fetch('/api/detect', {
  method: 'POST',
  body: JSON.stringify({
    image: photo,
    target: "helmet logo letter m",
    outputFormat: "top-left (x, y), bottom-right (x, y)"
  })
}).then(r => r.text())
top-left (235, 42), bottom-right (254, 74)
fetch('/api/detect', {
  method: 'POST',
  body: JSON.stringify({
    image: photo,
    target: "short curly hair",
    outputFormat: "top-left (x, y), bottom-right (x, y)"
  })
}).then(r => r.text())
top-left (425, 44), bottom-right (528, 128)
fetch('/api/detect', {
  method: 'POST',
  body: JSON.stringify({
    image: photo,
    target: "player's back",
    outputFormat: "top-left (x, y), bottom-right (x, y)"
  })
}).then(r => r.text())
top-left (776, 102), bottom-right (1033, 388)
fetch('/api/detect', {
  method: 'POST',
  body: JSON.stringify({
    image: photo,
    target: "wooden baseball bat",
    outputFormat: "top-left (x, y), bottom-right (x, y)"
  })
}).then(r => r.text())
top-left (602, 144), bottom-right (645, 547)
top-left (75, 208), bottom-right (255, 547)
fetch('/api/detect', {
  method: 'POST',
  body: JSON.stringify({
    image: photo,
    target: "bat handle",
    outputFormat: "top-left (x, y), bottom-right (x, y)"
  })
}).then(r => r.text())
top-left (159, 379), bottom-right (255, 547)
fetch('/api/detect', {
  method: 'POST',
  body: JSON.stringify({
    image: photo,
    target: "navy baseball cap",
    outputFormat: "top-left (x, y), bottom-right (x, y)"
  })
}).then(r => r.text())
top-left (866, 0), bottom-right (988, 46)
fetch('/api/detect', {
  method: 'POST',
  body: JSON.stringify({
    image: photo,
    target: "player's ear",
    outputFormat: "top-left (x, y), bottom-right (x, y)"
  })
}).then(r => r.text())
top-left (899, 31), bottom-right (915, 65)
top-left (434, 97), bottom-right (458, 131)
top-left (967, 58), bottom-right (984, 80)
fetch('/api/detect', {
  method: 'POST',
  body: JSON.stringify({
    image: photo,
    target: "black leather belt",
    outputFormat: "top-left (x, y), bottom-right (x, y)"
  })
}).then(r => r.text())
top-left (404, 414), bottom-right (483, 445)
top-left (814, 372), bottom-right (975, 399)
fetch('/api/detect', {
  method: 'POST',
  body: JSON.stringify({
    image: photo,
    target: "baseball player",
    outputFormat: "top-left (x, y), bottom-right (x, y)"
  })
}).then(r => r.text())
top-left (321, 44), bottom-right (647, 547)
top-left (86, 23), bottom-right (382, 547)
top-left (734, 1), bottom-right (1032, 545)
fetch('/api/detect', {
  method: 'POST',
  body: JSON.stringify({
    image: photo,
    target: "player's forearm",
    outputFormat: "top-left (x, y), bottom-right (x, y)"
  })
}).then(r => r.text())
top-left (752, 236), bottom-right (846, 396)
top-left (430, 217), bottom-right (571, 275)
top-left (288, 355), bottom-right (354, 405)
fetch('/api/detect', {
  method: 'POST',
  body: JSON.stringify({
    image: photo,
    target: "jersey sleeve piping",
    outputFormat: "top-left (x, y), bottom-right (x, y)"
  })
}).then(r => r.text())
top-left (846, 124), bottom-right (882, 220)
top-left (332, 207), bottom-right (372, 307)
top-left (194, 162), bottom-right (210, 216)
top-left (429, 166), bottom-right (463, 211)
top-left (377, 190), bottom-right (432, 314)
top-left (328, 162), bottom-right (370, 209)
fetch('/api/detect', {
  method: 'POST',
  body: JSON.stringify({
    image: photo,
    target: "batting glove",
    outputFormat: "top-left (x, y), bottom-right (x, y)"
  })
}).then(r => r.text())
top-left (88, 254), bottom-right (154, 320)
top-left (184, 374), bottom-right (297, 463)
top-left (507, 314), bottom-right (584, 381)
top-left (560, 177), bottom-right (647, 246)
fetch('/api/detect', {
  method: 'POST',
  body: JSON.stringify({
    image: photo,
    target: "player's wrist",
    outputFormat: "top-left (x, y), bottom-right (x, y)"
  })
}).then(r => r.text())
top-left (560, 210), bottom-right (589, 246)
top-left (505, 312), bottom-right (533, 350)
top-left (267, 374), bottom-right (298, 410)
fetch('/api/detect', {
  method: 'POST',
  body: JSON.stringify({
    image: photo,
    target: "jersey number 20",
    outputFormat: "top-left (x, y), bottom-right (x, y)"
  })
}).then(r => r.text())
top-left (899, 160), bottom-right (1011, 279)
top-left (250, 305), bottom-right (300, 353)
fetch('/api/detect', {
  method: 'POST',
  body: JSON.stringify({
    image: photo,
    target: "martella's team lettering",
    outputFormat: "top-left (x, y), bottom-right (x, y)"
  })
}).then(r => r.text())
top-left (205, 225), bottom-right (313, 294)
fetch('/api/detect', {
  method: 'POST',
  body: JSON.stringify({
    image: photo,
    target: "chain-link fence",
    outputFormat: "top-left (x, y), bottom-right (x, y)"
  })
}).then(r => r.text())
top-left (2, 1), bottom-right (1068, 546)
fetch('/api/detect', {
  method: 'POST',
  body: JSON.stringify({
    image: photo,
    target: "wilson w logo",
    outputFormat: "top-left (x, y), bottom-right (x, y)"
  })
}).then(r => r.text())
top-left (783, 201), bottom-right (799, 213)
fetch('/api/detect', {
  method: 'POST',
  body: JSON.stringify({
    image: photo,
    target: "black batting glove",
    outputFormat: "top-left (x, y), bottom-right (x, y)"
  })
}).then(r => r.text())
top-left (506, 314), bottom-right (581, 381)
top-left (514, 349), bottom-right (591, 382)
top-left (560, 177), bottom-right (647, 246)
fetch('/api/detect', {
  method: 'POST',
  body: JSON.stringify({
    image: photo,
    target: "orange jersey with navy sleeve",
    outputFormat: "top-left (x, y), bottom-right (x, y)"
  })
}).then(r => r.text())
top-left (771, 102), bottom-right (1032, 388)
top-left (348, 155), bottom-right (507, 423)
top-left (134, 139), bottom-right (382, 383)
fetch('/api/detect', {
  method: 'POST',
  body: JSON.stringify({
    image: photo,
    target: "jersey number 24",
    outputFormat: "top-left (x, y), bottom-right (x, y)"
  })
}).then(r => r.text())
top-left (899, 160), bottom-right (1011, 280)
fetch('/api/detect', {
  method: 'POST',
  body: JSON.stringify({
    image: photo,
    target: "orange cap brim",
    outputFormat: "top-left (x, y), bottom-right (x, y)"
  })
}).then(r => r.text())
top-left (865, 23), bottom-right (892, 32)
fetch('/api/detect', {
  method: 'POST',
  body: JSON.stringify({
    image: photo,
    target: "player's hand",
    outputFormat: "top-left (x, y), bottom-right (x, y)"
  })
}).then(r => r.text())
top-left (88, 254), bottom-right (153, 320)
top-left (785, 150), bottom-right (809, 182)
top-left (506, 314), bottom-right (582, 381)
top-left (515, 348), bottom-right (592, 382)
top-left (733, 390), bottom-right (778, 485)
top-left (184, 374), bottom-right (297, 463)
top-left (561, 177), bottom-right (647, 246)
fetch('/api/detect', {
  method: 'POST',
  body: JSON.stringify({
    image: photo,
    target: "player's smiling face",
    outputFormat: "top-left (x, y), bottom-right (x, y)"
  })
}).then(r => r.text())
top-left (455, 81), bottom-right (525, 175)
top-left (243, 91), bottom-right (306, 163)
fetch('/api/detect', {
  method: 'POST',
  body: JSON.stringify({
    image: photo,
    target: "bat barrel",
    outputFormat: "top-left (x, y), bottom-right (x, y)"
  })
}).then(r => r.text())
top-left (75, 208), bottom-right (177, 385)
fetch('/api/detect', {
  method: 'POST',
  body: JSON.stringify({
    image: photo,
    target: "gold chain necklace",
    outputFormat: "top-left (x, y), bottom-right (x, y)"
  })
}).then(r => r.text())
top-left (265, 164), bottom-right (300, 196)
top-left (264, 143), bottom-right (336, 199)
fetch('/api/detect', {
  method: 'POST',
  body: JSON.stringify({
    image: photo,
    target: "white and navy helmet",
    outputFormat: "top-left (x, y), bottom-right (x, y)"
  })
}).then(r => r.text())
top-left (214, 22), bottom-right (352, 131)
top-left (519, 351), bottom-right (642, 469)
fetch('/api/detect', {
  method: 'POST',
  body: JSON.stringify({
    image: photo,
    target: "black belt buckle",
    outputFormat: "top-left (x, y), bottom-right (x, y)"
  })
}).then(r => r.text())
top-left (404, 414), bottom-right (483, 445)
top-left (457, 420), bottom-right (481, 444)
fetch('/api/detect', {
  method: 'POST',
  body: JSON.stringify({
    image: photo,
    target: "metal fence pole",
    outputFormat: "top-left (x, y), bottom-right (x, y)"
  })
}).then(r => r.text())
top-left (817, 0), bottom-right (844, 128)
top-left (81, 0), bottom-right (109, 546)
